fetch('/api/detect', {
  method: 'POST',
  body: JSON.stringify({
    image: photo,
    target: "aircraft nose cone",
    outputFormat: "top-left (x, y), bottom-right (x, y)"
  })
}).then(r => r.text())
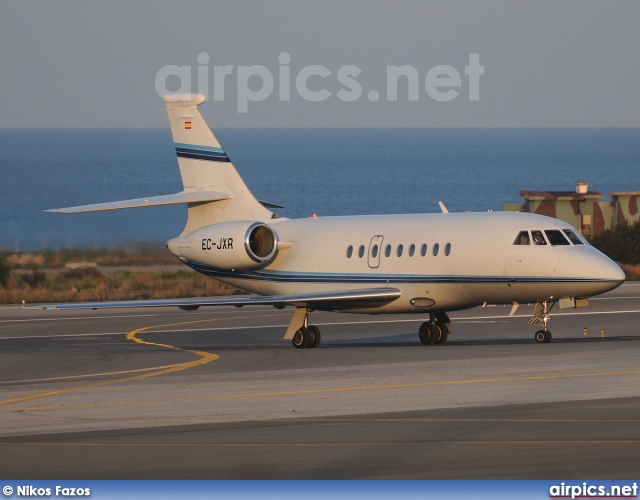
top-left (557, 247), bottom-right (625, 297)
top-left (604, 259), bottom-right (626, 283)
top-left (583, 247), bottom-right (626, 283)
top-left (601, 258), bottom-right (626, 285)
top-left (579, 248), bottom-right (625, 294)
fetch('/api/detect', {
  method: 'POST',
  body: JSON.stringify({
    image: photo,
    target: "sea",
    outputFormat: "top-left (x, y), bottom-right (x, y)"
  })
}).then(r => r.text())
top-left (1, 128), bottom-right (639, 250)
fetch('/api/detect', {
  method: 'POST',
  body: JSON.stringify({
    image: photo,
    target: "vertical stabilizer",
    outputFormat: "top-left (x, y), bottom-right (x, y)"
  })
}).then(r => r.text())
top-left (164, 94), bottom-right (273, 232)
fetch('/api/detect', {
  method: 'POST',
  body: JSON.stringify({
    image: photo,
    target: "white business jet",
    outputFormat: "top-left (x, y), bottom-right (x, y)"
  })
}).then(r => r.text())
top-left (47, 94), bottom-right (625, 347)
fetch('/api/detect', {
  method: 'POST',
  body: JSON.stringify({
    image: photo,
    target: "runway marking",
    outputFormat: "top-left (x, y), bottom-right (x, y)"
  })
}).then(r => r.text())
top-left (0, 332), bottom-right (127, 340)
top-left (0, 314), bottom-right (159, 324)
top-left (63, 343), bottom-right (133, 346)
top-left (188, 368), bottom-right (640, 402)
top-left (276, 416), bottom-right (640, 424)
top-left (2, 416), bottom-right (640, 426)
top-left (2, 308), bottom-right (639, 340)
top-left (0, 363), bottom-right (186, 385)
top-left (123, 314), bottom-right (282, 349)
top-left (591, 296), bottom-right (640, 300)
top-left (1, 439), bottom-right (639, 448)
top-left (143, 308), bottom-right (640, 334)
top-left (3, 367), bottom-right (639, 413)
top-left (0, 317), bottom-right (227, 408)
top-left (0, 307), bottom-right (282, 324)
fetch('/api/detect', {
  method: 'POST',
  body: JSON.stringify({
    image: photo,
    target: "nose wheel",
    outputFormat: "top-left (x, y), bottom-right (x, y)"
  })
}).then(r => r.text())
top-left (535, 329), bottom-right (552, 343)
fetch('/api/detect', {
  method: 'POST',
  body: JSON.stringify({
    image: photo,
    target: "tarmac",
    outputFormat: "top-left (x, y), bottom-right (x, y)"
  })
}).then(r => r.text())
top-left (0, 282), bottom-right (639, 478)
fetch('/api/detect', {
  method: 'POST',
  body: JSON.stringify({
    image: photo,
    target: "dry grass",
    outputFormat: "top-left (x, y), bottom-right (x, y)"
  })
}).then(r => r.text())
top-left (0, 245), bottom-right (245, 305)
top-left (619, 262), bottom-right (640, 281)
top-left (0, 268), bottom-right (243, 305)
top-left (0, 242), bottom-right (176, 270)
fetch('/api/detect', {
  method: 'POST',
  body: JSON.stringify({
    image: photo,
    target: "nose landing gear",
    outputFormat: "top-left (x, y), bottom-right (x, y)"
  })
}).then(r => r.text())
top-left (530, 301), bottom-right (554, 343)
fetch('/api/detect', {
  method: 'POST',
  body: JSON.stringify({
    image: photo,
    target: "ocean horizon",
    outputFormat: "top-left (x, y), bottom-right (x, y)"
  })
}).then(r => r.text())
top-left (2, 127), bottom-right (639, 250)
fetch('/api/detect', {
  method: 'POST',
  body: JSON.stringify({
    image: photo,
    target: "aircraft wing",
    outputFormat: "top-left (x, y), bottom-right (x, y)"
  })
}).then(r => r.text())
top-left (45, 190), bottom-right (232, 214)
top-left (37, 287), bottom-right (402, 311)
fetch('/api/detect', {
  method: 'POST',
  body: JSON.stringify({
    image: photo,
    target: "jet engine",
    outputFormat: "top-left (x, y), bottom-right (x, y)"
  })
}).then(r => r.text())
top-left (168, 221), bottom-right (279, 270)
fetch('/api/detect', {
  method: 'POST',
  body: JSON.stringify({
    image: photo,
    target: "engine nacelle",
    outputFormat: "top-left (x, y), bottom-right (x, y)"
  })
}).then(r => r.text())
top-left (173, 221), bottom-right (279, 270)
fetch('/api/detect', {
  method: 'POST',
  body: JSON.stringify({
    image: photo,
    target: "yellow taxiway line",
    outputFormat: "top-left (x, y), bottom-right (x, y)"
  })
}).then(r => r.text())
top-left (0, 317), bottom-right (224, 407)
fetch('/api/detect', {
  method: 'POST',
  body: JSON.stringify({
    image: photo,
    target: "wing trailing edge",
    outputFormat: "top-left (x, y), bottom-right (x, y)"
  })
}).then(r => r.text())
top-left (36, 287), bottom-right (402, 311)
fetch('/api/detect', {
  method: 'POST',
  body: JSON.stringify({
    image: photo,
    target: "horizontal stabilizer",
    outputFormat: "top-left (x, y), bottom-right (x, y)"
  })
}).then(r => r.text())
top-left (46, 190), bottom-right (232, 214)
top-left (36, 287), bottom-right (401, 311)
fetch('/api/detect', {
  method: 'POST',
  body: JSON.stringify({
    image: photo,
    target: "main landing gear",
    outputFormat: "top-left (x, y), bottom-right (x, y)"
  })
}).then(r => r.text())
top-left (292, 324), bottom-right (321, 349)
top-left (418, 312), bottom-right (451, 345)
top-left (289, 308), bottom-right (321, 349)
top-left (529, 300), bottom-right (554, 343)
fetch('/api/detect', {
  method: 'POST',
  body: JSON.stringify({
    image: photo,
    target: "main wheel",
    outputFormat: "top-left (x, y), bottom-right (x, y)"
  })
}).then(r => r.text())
top-left (292, 327), bottom-right (310, 349)
top-left (534, 330), bottom-right (547, 344)
top-left (308, 325), bottom-right (321, 348)
top-left (419, 322), bottom-right (438, 345)
top-left (434, 323), bottom-right (450, 344)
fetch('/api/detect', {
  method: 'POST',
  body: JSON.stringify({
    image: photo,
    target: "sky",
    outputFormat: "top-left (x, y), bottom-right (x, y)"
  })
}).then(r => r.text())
top-left (1, 1), bottom-right (639, 128)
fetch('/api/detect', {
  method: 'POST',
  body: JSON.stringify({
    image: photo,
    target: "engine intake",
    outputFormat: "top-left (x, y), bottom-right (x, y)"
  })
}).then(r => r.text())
top-left (171, 221), bottom-right (279, 270)
top-left (246, 223), bottom-right (278, 263)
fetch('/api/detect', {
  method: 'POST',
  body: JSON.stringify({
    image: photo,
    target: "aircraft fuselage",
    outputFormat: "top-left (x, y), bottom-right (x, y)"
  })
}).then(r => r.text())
top-left (170, 211), bottom-right (624, 315)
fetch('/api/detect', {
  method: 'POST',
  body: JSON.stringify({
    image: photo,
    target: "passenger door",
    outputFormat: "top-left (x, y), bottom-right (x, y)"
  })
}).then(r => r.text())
top-left (368, 235), bottom-right (384, 269)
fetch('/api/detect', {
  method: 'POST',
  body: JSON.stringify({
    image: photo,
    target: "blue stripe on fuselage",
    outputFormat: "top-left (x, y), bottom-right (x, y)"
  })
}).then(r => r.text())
top-left (179, 260), bottom-right (614, 285)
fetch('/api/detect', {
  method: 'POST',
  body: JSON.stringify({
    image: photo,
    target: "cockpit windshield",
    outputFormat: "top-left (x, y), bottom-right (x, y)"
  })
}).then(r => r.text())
top-left (544, 229), bottom-right (570, 246)
top-left (532, 230), bottom-right (547, 245)
top-left (513, 231), bottom-right (530, 245)
top-left (563, 229), bottom-right (584, 245)
top-left (513, 228), bottom-right (586, 246)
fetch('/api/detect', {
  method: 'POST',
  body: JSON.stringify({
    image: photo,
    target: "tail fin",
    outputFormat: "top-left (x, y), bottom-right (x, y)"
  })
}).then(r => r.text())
top-left (47, 94), bottom-right (274, 230)
top-left (164, 94), bottom-right (273, 232)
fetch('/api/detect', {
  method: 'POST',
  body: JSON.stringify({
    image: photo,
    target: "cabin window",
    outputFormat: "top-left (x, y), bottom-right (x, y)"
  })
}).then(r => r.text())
top-left (545, 230), bottom-right (570, 246)
top-left (532, 230), bottom-right (547, 245)
top-left (445, 243), bottom-right (451, 256)
top-left (385, 244), bottom-right (392, 257)
top-left (372, 244), bottom-right (379, 258)
top-left (514, 231), bottom-right (530, 245)
top-left (409, 244), bottom-right (415, 257)
top-left (358, 245), bottom-right (365, 258)
top-left (421, 244), bottom-right (427, 256)
top-left (433, 243), bottom-right (440, 256)
top-left (397, 244), bottom-right (404, 257)
top-left (563, 229), bottom-right (584, 245)
top-left (346, 245), bottom-right (353, 258)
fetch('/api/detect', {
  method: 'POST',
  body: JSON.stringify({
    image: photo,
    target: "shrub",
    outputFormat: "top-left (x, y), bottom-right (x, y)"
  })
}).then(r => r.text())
top-left (20, 270), bottom-right (47, 288)
top-left (589, 222), bottom-right (640, 266)
top-left (63, 267), bottom-right (104, 280)
top-left (0, 258), bottom-right (9, 287)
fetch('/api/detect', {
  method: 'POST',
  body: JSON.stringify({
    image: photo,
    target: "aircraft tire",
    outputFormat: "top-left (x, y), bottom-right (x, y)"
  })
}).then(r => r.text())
top-left (418, 322), bottom-right (438, 345)
top-left (544, 331), bottom-right (552, 343)
top-left (435, 323), bottom-right (450, 344)
top-left (534, 330), bottom-right (547, 344)
top-left (308, 325), bottom-right (321, 348)
top-left (292, 327), bottom-right (310, 349)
